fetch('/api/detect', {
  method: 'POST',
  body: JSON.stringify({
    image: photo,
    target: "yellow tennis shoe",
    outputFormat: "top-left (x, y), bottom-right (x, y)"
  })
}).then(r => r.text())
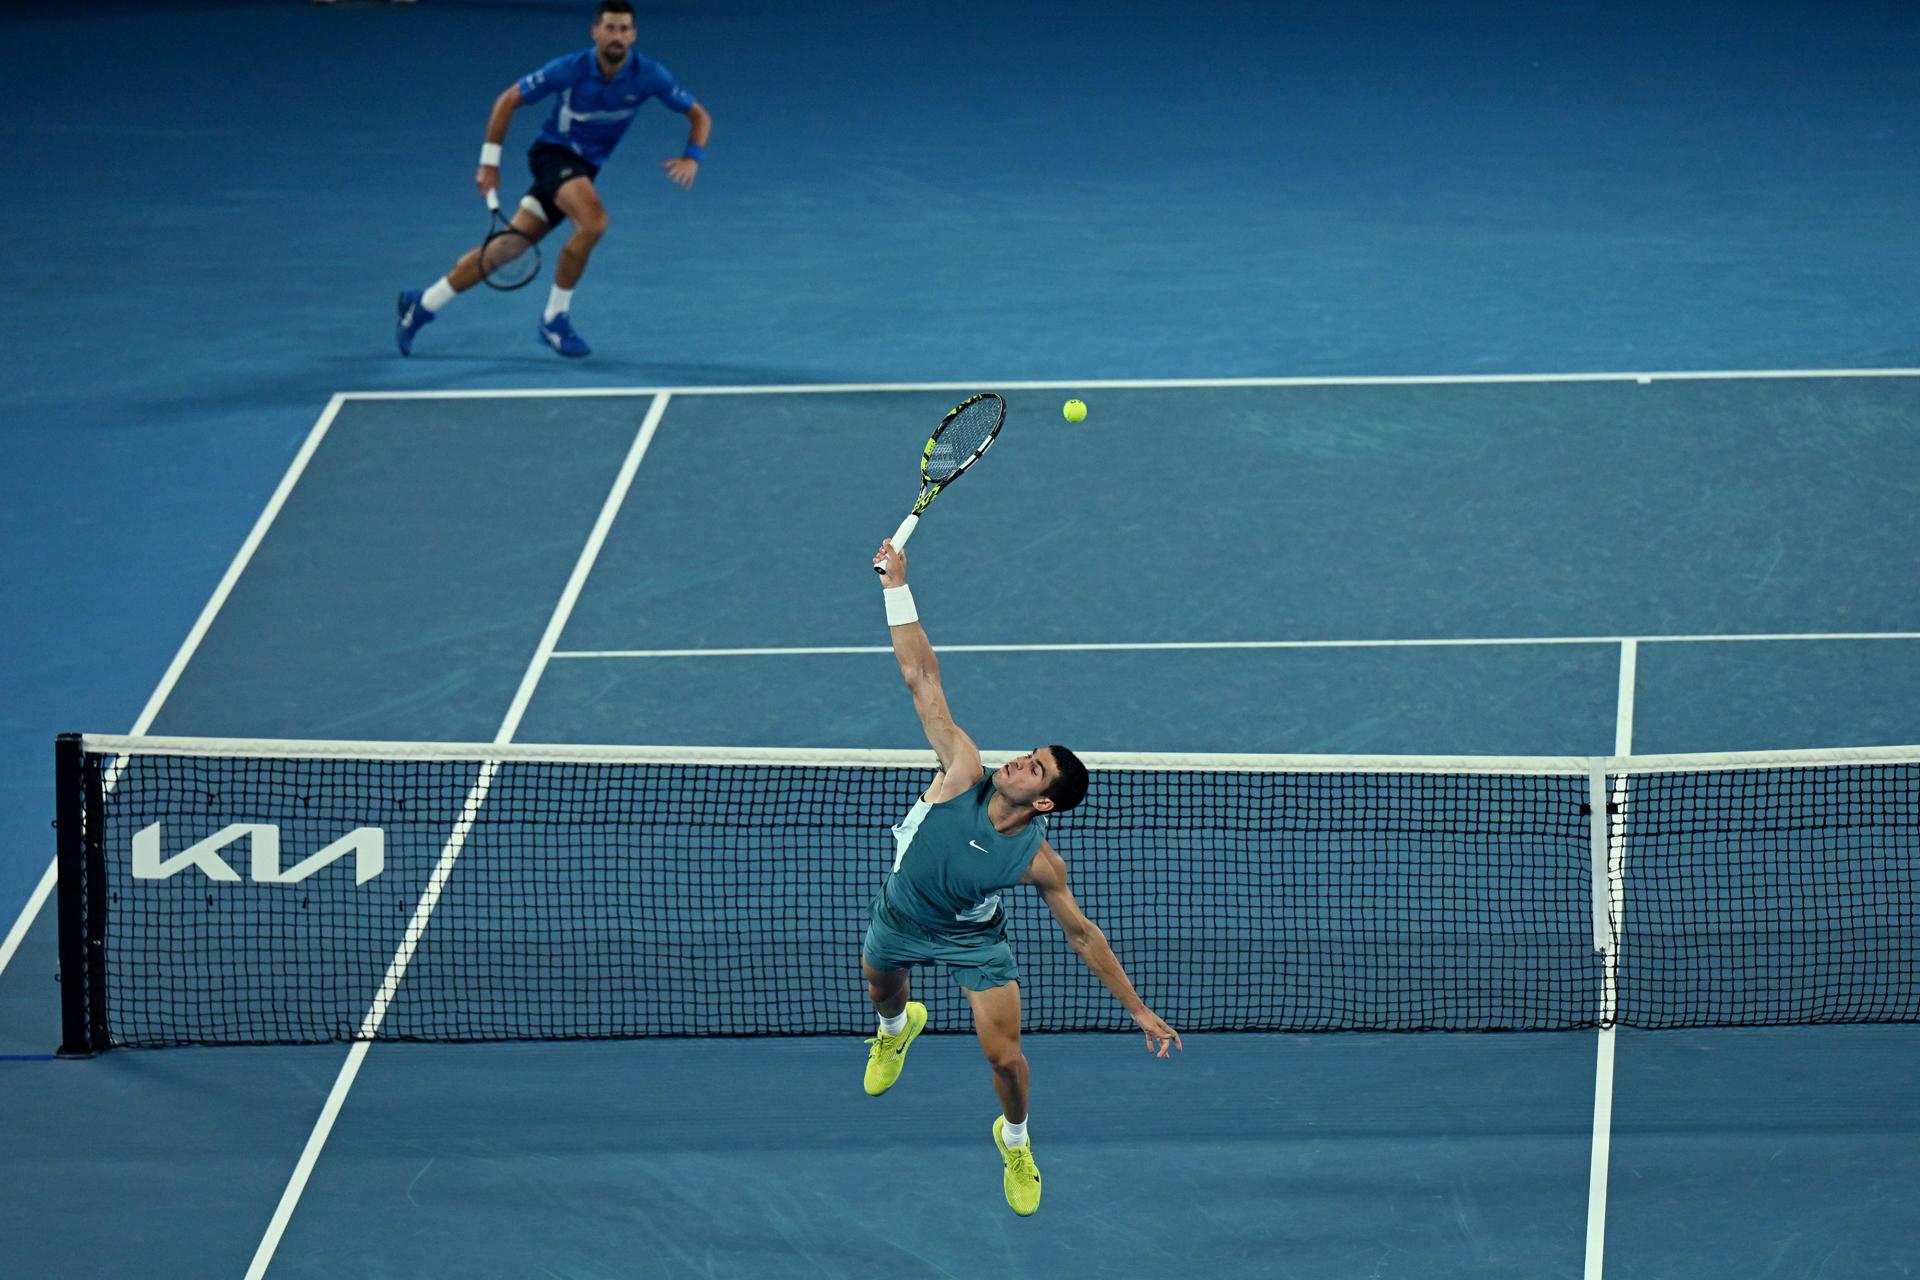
top-left (863, 1001), bottom-right (927, 1096)
top-left (992, 1116), bottom-right (1042, 1216)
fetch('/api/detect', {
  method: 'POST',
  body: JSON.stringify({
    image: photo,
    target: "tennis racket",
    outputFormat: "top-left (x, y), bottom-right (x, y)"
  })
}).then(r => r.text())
top-left (874, 392), bottom-right (1007, 574)
top-left (477, 188), bottom-right (541, 291)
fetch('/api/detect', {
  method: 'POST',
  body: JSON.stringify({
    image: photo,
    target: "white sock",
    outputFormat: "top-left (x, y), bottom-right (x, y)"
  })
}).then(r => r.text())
top-left (421, 277), bottom-right (456, 312)
top-left (878, 1009), bottom-right (907, 1036)
top-left (1001, 1116), bottom-right (1028, 1148)
top-left (544, 285), bottom-right (574, 323)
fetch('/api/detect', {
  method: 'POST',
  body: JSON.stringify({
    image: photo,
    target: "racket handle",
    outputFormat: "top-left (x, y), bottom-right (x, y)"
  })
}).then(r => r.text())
top-left (485, 187), bottom-right (501, 213)
top-left (874, 513), bottom-right (919, 574)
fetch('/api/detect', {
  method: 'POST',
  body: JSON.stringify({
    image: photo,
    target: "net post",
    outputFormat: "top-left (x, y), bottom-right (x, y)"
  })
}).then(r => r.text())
top-left (54, 734), bottom-right (102, 1057)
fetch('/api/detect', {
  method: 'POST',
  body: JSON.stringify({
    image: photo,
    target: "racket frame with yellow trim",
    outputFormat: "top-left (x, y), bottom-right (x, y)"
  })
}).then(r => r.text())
top-left (874, 392), bottom-right (1008, 574)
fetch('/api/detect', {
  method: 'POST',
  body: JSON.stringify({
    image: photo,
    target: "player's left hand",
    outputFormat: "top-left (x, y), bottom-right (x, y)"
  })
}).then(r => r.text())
top-left (1131, 1006), bottom-right (1183, 1058)
top-left (662, 157), bottom-right (699, 188)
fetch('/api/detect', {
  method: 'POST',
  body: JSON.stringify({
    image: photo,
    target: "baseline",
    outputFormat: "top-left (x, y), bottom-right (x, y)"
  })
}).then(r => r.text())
top-left (333, 367), bottom-right (1920, 401)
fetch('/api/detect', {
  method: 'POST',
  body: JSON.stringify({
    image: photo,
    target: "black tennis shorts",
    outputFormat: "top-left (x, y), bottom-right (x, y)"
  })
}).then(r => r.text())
top-left (523, 143), bottom-right (601, 225)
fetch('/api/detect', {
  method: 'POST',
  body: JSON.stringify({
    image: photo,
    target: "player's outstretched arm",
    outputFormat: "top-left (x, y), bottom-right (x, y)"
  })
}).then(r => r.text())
top-left (474, 85), bottom-right (525, 197)
top-left (1024, 842), bottom-right (1183, 1057)
top-left (873, 540), bottom-right (981, 798)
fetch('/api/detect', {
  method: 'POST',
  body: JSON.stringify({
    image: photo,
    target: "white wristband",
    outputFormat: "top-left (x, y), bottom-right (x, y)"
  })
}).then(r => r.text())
top-left (479, 142), bottom-right (503, 168)
top-left (883, 585), bottom-right (918, 627)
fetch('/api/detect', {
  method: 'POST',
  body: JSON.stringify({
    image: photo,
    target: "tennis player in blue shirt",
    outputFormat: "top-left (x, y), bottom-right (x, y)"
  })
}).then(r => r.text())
top-left (396, 0), bottom-right (710, 358)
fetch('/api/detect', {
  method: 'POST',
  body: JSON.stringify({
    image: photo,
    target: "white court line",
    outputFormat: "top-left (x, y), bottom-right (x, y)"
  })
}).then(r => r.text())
top-left (1613, 641), bottom-right (1639, 759)
top-left (1585, 640), bottom-right (1637, 1280)
top-left (1585, 1020), bottom-right (1619, 1280)
top-left (0, 860), bottom-right (58, 984)
top-left (333, 366), bottom-right (1920, 399)
top-left (0, 395), bottom-right (348, 985)
top-left (551, 630), bottom-right (1920, 660)
top-left (244, 393), bottom-right (671, 1280)
top-left (243, 763), bottom-right (500, 1280)
top-left (498, 393), bottom-right (674, 733)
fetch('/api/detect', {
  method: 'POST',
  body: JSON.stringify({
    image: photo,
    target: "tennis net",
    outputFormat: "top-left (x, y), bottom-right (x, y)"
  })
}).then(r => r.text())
top-left (53, 734), bottom-right (1920, 1052)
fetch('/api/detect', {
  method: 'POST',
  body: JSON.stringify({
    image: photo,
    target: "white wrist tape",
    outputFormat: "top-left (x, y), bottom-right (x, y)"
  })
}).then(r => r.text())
top-left (883, 585), bottom-right (918, 627)
top-left (479, 142), bottom-right (503, 167)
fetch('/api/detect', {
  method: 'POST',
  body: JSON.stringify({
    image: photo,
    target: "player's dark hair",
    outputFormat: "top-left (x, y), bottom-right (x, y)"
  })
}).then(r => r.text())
top-left (596, 0), bottom-right (635, 19)
top-left (1043, 745), bottom-right (1090, 813)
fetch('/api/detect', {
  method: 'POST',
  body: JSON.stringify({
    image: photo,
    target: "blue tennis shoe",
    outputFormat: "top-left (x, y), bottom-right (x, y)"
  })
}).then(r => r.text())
top-left (537, 312), bottom-right (592, 358)
top-left (395, 289), bottom-right (435, 356)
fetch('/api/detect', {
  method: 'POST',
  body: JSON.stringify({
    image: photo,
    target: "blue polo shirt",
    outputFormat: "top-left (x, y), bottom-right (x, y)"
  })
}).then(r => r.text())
top-left (516, 49), bottom-right (695, 167)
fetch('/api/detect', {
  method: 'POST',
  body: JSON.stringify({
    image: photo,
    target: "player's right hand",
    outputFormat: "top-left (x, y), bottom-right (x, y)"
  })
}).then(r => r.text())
top-left (1131, 1006), bottom-right (1183, 1058)
top-left (873, 540), bottom-right (907, 587)
top-left (475, 165), bottom-right (500, 197)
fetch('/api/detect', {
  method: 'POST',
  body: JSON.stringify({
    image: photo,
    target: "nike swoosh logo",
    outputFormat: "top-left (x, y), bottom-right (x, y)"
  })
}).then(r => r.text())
top-left (969, 840), bottom-right (989, 853)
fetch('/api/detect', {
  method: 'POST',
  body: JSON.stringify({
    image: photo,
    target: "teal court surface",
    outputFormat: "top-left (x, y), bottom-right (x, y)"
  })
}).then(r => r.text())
top-left (9, 2), bottom-right (1920, 1273)
top-left (3, 372), bottom-right (1918, 1278)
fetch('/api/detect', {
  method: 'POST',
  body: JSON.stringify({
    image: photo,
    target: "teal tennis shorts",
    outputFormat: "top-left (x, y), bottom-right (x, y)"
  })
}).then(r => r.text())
top-left (862, 894), bottom-right (1021, 992)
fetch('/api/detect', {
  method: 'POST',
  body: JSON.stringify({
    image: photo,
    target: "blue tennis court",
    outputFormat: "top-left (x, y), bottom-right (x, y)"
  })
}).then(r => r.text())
top-left (5, 2), bottom-right (1920, 1277)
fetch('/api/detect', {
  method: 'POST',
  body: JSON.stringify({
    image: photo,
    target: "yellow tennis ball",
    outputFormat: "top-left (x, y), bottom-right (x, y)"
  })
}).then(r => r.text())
top-left (1063, 399), bottom-right (1087, 423)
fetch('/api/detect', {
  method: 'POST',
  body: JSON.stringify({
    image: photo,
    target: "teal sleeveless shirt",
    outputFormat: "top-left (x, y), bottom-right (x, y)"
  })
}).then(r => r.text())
top-left (882, 770), bottom-right (1048, 936)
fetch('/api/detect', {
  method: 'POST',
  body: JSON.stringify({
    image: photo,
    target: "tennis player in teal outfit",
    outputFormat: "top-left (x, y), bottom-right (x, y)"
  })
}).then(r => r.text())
top-left (864, 538), bottom-right (1182, 1216)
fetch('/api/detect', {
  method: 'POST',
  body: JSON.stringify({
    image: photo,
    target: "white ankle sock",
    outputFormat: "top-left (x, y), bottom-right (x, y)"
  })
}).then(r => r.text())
top-left (878, 1009), bottom-right (907, 1035)
top-left (421, 277), bottom-right (456, 312)
top-left (1001, 1116), bottom-right (1028, 1147)
top-left (544, 286), bottom-right (573, 323)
